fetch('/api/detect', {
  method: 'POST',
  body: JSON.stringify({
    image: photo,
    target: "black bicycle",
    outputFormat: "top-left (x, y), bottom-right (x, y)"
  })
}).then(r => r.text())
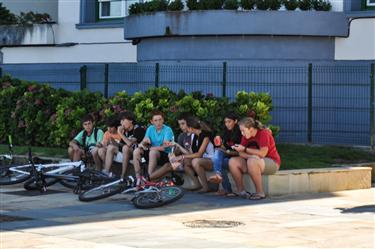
top-left (79, 175), bottom-right (184, 209)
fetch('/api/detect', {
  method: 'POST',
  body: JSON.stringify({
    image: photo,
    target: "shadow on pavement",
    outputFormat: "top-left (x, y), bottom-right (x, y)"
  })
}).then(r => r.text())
top-left (0, 184), bottom-right (340, 231)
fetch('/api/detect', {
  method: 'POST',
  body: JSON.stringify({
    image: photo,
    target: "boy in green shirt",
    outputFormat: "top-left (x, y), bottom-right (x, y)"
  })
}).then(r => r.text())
top-left (68, 114), bottom-right (104, 167)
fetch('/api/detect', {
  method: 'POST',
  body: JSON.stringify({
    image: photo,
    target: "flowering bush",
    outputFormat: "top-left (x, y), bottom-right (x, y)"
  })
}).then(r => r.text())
top-left (0, 75), bottom-right (279, 147)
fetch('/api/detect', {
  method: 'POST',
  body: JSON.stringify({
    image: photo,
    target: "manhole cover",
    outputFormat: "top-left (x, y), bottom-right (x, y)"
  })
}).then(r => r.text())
top-left (183, 220), bottom-right (244, 228)
top-left (0, 214), bottom-right (32, 223)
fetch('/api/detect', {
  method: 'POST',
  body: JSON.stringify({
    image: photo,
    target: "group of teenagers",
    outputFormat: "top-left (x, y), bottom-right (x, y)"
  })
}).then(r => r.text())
top-left (68, 109), bottom-right (281, 200)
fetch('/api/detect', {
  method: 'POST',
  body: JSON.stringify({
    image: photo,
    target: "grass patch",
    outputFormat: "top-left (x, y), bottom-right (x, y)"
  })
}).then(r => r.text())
top-left (0, 144), bottom-right (374, 170)
top-left (0, 144), bottom-right (67, 158)
top-left (277, 144), bottom-right (375, 169)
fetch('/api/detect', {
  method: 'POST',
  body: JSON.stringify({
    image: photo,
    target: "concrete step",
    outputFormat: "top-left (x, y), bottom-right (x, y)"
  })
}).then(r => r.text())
top-left (182, 167), bottom-right (372, 196)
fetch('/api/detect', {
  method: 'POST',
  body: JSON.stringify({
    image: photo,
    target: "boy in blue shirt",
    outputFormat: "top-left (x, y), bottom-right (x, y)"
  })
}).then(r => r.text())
top-left (133, 110), bottom-right (174, 185)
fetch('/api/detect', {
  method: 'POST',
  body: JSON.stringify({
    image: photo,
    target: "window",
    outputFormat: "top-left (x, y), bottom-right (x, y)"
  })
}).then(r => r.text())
top-left (98, 0), bottom-right (125, 19)
top-left (362, 0), bottom-right (375, 9)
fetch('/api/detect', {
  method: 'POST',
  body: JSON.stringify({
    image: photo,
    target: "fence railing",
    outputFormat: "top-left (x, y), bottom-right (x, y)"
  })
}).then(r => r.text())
top-left (1, 62), bottom-right (374, 148)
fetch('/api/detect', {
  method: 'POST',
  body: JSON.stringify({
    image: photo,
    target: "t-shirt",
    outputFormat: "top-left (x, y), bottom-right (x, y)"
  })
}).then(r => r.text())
top-left (123, 124), bottom-right (145, 144)
top-left (240, 129), bottom-right (281, 166)
top-left (177, 132), bottom-right (193, 150)
top-left (222, 124), bottom-right (242, 150)
top-left (191, 130), bottom-right (214, 159)
top-left (102, 131), bottom-right (123, 146)
top-left (74, 128), bottom-right (104, 150)
top-left (145, 124), bottom-right (174, 153)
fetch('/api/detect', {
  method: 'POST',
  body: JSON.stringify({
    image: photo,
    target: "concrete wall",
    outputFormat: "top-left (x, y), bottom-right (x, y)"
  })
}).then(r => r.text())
top-left (335, 18), bottom-right (375, 60)
top-left (1, 0), bottom-right (137, 63)
top-left (138, 36), bottom-right (335, 62)
top-left (0, 0), bottom-right (58, 21)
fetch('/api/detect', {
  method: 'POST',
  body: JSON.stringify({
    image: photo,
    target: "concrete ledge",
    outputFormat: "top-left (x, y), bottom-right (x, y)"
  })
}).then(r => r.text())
top-left (182, 167), bottom-right (372, 196)
top-left (124, 10), bottom-right (348, 40)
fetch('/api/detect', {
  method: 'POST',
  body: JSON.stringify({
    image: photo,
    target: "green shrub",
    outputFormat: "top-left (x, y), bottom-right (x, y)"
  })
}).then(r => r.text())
top-left (256, 0), bottom-right (270, 10)
top-left (0, 3), bottom-right (18, 25)
top-left (241, 0), bottom-right (256, 9)
top-left (186, 0), bottom-right (200, 10)
top-left (17, 11), bottom-right (51, 25)
top-left (200, 0), bottom-right (225, 10)
top-left (311, 0), bottom-right (332, 11)
top-left (298, 0), bottom-right (312, 10)
top-left (168, 0), bottom-right (184, 11)
top-left (224, 0), bottom-right (240, 10)
top-left (0, 75), bottom-right (279, 146)
top-left (283, 0), bottom-right (298, 10)
top-left (269, 0), bottom-right (281, 10)
top-left (144, 0), bottom-right (169, 12)
top-left (129, 3), bottom-right (145, 15)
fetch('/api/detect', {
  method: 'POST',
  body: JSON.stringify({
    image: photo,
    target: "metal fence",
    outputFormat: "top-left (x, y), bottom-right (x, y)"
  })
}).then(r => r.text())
top-left (1, 62), bottom-right (374, 147)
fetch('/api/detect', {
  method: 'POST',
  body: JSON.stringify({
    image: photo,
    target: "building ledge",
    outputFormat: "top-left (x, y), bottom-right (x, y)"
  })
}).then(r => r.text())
top-left (124, 10), bottom-right (349, 40)
top-left (76, 20), bottom-right (124, 29)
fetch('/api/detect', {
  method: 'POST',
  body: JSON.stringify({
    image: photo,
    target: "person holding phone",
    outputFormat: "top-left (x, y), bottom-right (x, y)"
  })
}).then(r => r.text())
top-left (229, 117), bottom-right (280, 200)
top-left (208, 113), bottom-right (241, 196)
top-left (173, 116), bottom-right (214, 193)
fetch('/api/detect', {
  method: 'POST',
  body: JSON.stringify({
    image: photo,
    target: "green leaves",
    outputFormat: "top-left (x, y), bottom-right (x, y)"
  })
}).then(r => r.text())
top-left (0, 75), bottom-right (279, 147)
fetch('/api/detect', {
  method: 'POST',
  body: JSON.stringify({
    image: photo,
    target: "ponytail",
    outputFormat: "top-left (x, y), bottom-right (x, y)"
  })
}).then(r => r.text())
top-left (238, 117), bottom-right (264, 130)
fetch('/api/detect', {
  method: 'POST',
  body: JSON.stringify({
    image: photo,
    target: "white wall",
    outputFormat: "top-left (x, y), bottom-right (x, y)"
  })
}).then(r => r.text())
top-left (2, 0), bottom-right (137, 63)
top-left (335, 18), bottom-right (375, 60)
top-left (330, 0), bottom-right (344, 12)
top-left (0, 0), bottom-right (58, 21)
top-left (2, 43), bottom-right (136, 63)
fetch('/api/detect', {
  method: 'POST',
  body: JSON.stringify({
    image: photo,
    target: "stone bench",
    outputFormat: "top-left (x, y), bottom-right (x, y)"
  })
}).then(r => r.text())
top-left (181, 167), bottom-right (372, 196)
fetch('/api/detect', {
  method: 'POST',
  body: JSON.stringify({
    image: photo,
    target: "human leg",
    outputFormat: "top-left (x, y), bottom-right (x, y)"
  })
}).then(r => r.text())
top-left (147, 150), bottom-right (160, 176)
top-left (192, 158), bottom-right (213, 193)
top-left (103, 144), bottom-right (118, 173)
top-left (132, 147), bottom-right (144, 178)
top-left (221, 156), bottom-right (233, 193)
top-left (228, 157), bottom-right (247, 193)
top-left (208, 149), bottom-right (225, 184)
top-left (121, 145), bottom-right (132, 179)
top-left (149, 162), bottom-right (173, 181)
top-left (246, 156), bottom-right (266, 195)
top-left (91, 147), bottom-right (102, 170)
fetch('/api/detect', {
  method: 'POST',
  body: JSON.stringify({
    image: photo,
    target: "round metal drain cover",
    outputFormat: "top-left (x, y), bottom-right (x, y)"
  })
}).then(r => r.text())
top-left (183, 219), bottom-right (244, 228)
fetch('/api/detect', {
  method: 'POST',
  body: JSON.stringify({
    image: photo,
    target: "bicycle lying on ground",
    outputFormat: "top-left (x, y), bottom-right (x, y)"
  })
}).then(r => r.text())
top-left (0, 147), bottom-right (113, 193)
top-left (79, 175), bottom-right (184, 209)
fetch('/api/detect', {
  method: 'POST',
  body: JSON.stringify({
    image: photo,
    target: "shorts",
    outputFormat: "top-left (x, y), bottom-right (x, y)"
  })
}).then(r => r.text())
top-left (113, 152), bottom-right (123, 163)
top-left (241, 156), bottom-right (279, 175)
top-left (263, 158), bottom-right (279, 175)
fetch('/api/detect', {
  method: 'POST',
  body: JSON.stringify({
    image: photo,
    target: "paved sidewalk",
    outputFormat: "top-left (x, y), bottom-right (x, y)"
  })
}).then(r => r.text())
top-left (0, 183), bottom-right (374, 248)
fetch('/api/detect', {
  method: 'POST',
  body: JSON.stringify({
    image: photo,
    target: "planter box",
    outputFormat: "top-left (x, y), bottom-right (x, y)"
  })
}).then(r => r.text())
top-left (124, 10), bottom-right (348, 40)
top-left (0, 24), bottom-right (55, 46)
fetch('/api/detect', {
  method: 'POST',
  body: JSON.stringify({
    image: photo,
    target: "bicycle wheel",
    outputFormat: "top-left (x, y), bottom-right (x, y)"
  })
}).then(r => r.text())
top-left (61, 169), bottom-right (111, 191)
top-left (23, 176), bottom-right (60, 191)
top-left (0, 165), bottom-right (32, 185)
top-left (78, 180), bottom-right (124, 202)
top-left (132, 186), bottom-right (184, 209)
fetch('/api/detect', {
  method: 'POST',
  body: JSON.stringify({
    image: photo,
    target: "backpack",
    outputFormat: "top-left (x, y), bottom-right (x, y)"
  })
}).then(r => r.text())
top-left (82, 128), bottom-right (99, 150)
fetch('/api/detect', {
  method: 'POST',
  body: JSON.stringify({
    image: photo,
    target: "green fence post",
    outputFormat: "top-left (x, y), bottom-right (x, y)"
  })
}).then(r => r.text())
top-left (80, 65), bottom-right (87, 90)
top-left (104, 63), bottom-right (109, 98)
top-left (222, 62), bottom-right (227, 98)
top-left (370, 63), bottom-right (374, 150)
top-left (308, 63), bottom-right (313, 144)
top-left (155, 63), bottom-right (159, 88)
